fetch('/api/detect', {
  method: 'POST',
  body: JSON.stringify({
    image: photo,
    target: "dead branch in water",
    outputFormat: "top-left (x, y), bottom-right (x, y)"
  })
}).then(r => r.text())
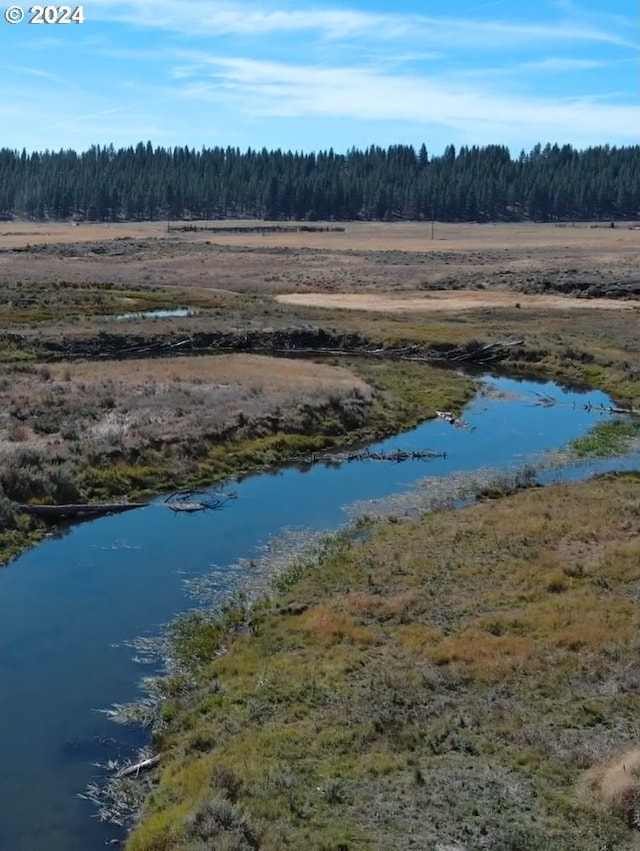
top-left (311, 446), bottom-right (447, 465)
top-left (436, 411), bottom-right (474, 430)
top-left (164, 487), bottom-right (237, 513)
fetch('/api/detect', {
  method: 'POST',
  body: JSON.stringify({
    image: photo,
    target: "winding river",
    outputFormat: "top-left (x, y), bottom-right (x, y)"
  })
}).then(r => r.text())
top-left (0, 373), bottom-right (636, 851)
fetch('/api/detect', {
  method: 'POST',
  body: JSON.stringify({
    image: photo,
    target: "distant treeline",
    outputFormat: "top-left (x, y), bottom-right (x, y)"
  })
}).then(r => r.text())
top-left (1, 142), bottom-right (638, 223)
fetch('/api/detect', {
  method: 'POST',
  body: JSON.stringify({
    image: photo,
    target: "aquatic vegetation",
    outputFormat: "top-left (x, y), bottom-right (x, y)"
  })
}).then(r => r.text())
top-left (570, 418), bottom-right (640, 457)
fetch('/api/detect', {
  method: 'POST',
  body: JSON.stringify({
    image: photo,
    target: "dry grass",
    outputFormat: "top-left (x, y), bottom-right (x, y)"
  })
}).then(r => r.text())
top-left (2, 219), bottom-right (639, 251)
top-left (581, 748), bottom-right (640, 828)
top-left (1, 221), bottom-right (638, 299)
top-left (0, 354), bottom-right (371, 453)
top-left (277, 291), bottom-right (638, 312)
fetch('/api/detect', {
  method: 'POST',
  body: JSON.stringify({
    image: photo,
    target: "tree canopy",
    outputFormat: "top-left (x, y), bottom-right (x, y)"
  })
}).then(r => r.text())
top-left (1, 141), bottom-right (638, 222)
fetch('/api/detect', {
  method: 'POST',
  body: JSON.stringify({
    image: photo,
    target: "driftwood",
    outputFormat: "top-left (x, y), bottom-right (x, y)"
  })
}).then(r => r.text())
top-left (533, 394), bottom-right (640, 416)
top-left (18, 502), bottom-right (146, 520)
top-left (300, 446), bottom-right (446, 466)
top-left (436, 410), bottom-right (473, 430)
top-left (116, 755), bottom-right (160, 779)
top-left (168, 224), bottom-right (345, 234)
top-left (164, 488), bottom-right (237, 513)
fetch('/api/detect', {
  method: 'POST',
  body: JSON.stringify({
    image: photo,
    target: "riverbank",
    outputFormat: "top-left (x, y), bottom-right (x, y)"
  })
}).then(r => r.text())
top-left (126, 471), bottom-right (640, 851)
top-left (0, 358), bottom-right (476, 566)
top-left (2, 301), bottom-right (640, 568)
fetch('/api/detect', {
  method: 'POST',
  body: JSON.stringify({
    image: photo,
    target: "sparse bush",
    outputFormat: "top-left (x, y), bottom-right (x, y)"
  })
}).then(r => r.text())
top-left (183, 793), bottom-right (258, 849)
top-left (319, 778), bottom-right (346, 804)
top-left (51, 463), bottom-right (82, 503)
top-left (7, 423), bottom-right (29, 442)
top-left (169, 612), bottom-right (223, 672)
top-left (211, 767), bottom-right (242, 803)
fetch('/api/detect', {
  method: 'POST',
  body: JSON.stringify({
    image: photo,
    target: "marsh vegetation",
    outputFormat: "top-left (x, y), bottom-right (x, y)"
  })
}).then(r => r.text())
top-left (0, 219), bottom-right (638, 850)
top-left (126, 473), bottom-right (640, 851)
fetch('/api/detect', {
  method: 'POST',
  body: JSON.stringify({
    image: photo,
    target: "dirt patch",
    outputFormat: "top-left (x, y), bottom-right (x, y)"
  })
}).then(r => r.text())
top-left (276, 291), bottom-right (638, 313)
top-left (581, 748), bottom-right (640, 828)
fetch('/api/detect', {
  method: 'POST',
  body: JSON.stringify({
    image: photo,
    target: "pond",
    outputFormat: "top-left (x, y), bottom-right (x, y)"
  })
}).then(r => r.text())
top-left (0, 373), bottom-right (635, 851)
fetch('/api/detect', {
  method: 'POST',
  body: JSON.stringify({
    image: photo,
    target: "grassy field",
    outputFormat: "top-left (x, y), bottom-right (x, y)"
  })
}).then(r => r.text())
top-left (126, 473), bottom-right (640, 851)
top-left (1, 221), bottom-right (638, 297)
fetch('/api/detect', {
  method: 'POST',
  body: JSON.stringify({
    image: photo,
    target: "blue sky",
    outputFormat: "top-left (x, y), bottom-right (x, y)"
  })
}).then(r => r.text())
top-left (2, 0), bottom-right (638, 154)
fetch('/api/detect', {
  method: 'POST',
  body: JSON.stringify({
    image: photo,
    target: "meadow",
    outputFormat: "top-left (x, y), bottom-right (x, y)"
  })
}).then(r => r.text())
top-left (0, 220), bottom-right (638, 848)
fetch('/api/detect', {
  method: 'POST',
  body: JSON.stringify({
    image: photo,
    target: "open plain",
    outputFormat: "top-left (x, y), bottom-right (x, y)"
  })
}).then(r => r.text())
top-left (2, 220), bottom-right (639, 300)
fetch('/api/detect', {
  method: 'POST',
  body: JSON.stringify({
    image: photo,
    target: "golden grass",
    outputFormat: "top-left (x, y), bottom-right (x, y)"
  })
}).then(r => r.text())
top-left (276, 291), bottom-right (638, 312)
top-left (0, 355), bottom-right (372, 456)
top-left (581, 748), bottom-right (640, 827)
top-left (47, 353), bottom-right (370, 391)
top-left (3, 219), bottom-right (639, 251)
top-left (294, 605), bottom-right (375, 646)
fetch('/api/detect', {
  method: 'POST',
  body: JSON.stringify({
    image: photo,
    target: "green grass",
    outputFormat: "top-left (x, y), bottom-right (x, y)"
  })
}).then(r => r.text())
top-left (128, 473), bottom-right (640, 851)
top-left (0, 281), bottom-right (248, 325)
top-left (570, 418), bottom-right (640, 457)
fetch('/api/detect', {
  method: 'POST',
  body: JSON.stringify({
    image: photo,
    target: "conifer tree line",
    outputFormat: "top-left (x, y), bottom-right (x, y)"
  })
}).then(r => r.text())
top-left (1, 141), bottom-right (638, 223)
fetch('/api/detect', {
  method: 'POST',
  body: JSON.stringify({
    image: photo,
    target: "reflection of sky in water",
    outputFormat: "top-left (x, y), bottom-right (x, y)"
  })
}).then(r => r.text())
top-left (0, 373), bottom-right (634, 851)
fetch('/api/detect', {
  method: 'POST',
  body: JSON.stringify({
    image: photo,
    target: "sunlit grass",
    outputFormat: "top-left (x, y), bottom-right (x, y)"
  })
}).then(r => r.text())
top-left (128, 473), bottom-right (640, 850)
top-left (571, 418), bottom-right (640, 457)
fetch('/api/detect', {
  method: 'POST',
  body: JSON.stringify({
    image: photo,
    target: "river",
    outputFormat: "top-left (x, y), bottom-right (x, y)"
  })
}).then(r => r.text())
top-left (0, 373), bottom-right (635, 851)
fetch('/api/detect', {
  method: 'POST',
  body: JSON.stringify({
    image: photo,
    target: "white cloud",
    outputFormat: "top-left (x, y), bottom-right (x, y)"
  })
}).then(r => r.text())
top-left (87, 0), bottom-right (635, 48)
top-left (170, 55), bottom-right (638, 144)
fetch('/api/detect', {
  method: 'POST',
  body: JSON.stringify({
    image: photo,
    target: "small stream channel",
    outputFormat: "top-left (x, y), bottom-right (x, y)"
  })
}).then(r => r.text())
top-left (0, 373), bottom-right (636, 851)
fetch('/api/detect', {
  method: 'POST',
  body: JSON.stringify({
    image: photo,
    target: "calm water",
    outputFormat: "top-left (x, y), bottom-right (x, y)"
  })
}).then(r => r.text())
top-left (0, 374), bottom-right (634, 851)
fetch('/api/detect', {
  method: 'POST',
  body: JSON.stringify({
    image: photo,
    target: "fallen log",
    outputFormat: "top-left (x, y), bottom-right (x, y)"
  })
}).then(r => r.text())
top-left (116, 754), bottom-right (160, 779)
top-left (18, 502), bottom-right (147, 520)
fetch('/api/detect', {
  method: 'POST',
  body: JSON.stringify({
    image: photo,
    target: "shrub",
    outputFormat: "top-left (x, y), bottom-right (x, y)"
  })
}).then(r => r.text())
top-left (183, 793), bottom-right (258, 849)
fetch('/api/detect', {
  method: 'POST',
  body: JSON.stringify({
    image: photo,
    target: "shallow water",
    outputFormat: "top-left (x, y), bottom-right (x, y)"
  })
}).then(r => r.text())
top-left (0, 373), bottom-right (634, 851)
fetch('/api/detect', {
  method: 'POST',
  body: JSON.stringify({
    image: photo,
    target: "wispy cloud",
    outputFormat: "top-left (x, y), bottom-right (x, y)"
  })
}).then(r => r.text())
top-left (43, 102), bottom-right (149, 130)
top-left (87, 0), bottom-right (635, 47)
top-left (169, 55), bottom-right (638, 144)
top-left (517, 57), bottom-right (608, 71)
top-left (2, 0), bottom-right (637, 152)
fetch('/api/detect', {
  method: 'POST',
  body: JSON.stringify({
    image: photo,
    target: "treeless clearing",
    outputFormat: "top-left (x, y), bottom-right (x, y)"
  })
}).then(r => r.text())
top-left (128, 473), bottom-right (640, 851)
top-left (276, 291), bottom-right (639, 313)
top-left (46, 353), bottom-right (367, 389)
top-left (2, 221), bottom-right (638, 299)
top-left (2, 219), bottom-right (639, 251)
